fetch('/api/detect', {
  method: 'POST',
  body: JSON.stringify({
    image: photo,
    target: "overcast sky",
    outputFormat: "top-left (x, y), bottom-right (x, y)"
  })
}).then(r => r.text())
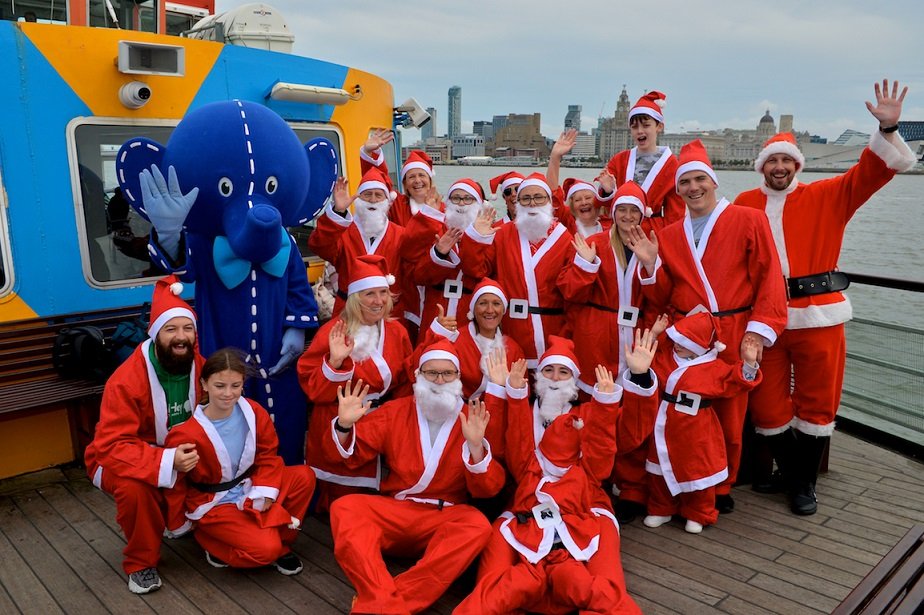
top-left (215, 0), bottom-right (924, 142)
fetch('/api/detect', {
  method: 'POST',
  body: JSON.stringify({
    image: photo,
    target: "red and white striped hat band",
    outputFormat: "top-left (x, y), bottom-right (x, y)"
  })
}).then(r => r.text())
top-left (517, 177), bottom-right (552, 199)
top-left (675, 161), bottom-right (719, 187)
top-left (628, 107), bottom-right (664, 124)
top-left (565, 181), bottom-right (596, 202)
top-left (401, 161), bottom-right (434, 180)
top-left (419, 348), bottom-right (460, 370)
top-left (537, 354), bottom-right (581, 379)
top-left (612, 195), bottom-right (648, 218)
top-left (357, 179), bottom-right (390, 195)
top-left (448, 181), bottom-right (483, 204)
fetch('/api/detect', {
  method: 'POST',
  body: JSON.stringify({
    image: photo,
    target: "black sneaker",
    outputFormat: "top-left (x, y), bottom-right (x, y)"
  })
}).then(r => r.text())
top-left (614, 499), bottom-right (647, 525)
top-left (127, 567), bottom-right (162, 594)
top-left (274, 552), bottom-right (303, 576)
top-left (205, 551), bottom-right (229, 568)
top-left (716, 494), bottom-right (735, 514)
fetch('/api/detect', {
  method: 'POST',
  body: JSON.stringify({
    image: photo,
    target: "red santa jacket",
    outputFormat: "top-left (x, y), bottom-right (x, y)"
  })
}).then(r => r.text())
top-left (163, 398), bottom-right (299, 534)
top-left (322, 396), bottom-right (506, 505)
top-left (640, 199), bottom-right (788, 358)
top-left (735, 131), bottom-right (917, 330)
top-left (298, 317), bottom-right (412, 487)
top-left (84, 339), bottom-right (204, 490)
top-left (308, 205), bottom-right (405, 318)
top-left (460, 221), bottom-right (573, 366)
top-left (603, 147), bottom-right (686, 232)
top-left (557, 231), bottom-right (652, 394)
top-left (646, 347), bottom-right (761, 495)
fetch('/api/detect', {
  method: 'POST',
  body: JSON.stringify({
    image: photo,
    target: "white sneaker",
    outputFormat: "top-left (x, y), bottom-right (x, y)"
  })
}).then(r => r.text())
top-left (685, 520), bottom-right (704, 534)
top-left (643, 515), bottom-right (671, 528)
top-left (127, 567), bottom-right (162, 594)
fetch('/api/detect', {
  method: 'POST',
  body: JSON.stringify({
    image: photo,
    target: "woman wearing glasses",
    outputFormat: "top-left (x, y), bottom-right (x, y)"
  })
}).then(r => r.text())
top-left (297, 254), bottom-right (413, 509)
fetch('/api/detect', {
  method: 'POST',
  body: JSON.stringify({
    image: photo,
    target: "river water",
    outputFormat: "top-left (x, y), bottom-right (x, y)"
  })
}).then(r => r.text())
top-left (430, 166), bottom-right (924, 330)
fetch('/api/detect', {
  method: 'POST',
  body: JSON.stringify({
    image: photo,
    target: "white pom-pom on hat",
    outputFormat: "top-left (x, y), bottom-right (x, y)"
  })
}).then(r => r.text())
top-left (714, 341), bottom-right (727, 353)
top-left (385, 273), bottom-right (396, 286)
top-left (170, 282), bottom-right (184, 296)
top-left (389, 190), bottom-right (398, 202)
top-left (572, 418), bottom-right (585, 430)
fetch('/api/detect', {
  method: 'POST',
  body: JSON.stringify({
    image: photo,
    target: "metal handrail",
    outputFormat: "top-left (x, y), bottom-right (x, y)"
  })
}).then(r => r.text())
top-left (841, 271), bottom-right (924, 293)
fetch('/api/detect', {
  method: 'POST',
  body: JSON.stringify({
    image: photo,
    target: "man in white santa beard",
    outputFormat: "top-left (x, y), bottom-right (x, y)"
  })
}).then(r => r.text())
top-left (353, 196), bottom-right (389, 240)
top-left (444, 180), bottom-right (485, 230)
top-left (534, 362), bottom-right (581, 425)
top-left (514, 201), bottom-right (555, 244)
top-left (413, 370), bottom-right (465, 423)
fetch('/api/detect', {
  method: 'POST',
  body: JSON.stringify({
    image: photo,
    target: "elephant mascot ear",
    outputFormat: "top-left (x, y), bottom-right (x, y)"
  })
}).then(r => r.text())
top-left (298, 137), bottom-right (339, 225)
top-left (115, 137), bottom-right (168, 223)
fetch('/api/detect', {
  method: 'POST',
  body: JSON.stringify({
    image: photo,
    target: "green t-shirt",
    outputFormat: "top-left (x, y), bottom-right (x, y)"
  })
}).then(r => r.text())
top-left (148, 343), bottom-right (193, 428)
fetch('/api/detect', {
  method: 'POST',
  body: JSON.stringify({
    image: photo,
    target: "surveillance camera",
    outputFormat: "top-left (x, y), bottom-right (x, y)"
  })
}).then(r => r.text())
top-left (395, 97), bottom-right (431, 129)
top-left (119, 81), bottom-right (152, 109)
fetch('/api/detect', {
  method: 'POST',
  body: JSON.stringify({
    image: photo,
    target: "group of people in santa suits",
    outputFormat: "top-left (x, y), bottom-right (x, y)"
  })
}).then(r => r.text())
top-left (83, 77), bottom-right (915, 610)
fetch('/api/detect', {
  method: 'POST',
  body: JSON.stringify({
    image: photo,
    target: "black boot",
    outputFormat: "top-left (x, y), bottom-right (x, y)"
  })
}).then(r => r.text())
top-left (752, 430), bottom-right (796, 494)
top-left (790, 432), bottom-right (829, 516)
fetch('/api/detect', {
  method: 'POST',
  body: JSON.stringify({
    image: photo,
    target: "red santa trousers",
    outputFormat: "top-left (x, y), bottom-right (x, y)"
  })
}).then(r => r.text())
top-left (714, 392), bottom-right (747, 496)
top-left (460, 517), bottom-right (640, 614)
top-left (612, 439), bottom-right (651, 505)
top-left (99, 472), bottom-right (168, 574)
top-left (648, 474), bottom-right (719, 527)
top-left (330, 494), bottom-right (492, 615)
top-left (749, 324), bottom-right (846, 432)
top-left (193, 466), bottom-right (315, 568)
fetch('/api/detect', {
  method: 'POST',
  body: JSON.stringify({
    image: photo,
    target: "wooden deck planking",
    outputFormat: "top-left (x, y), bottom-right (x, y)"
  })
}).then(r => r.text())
top-left (0, 430), bottom-right (921, 614)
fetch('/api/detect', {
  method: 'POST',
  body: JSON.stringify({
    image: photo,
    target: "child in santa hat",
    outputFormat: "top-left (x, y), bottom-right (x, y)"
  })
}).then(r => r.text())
top-left (644, 312), bottom-right (762, 533)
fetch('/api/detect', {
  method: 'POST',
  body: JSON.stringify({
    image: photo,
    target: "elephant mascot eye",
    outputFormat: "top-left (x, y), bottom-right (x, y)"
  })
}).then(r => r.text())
top-left (265, 176), bottom-right (278, 195)
top-left (218, 177), bottom-right (234, 197)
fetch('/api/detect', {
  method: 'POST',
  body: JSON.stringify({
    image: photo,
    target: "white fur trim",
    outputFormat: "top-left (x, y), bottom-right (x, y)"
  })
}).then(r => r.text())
top-left (401, 160), bottom-right (434, 180)
top-left (462, 440), bottom-right (492, 473)
top-left (666, 327), bottom-right (709, 356)
top-left (169, 282), bottom-right (184, 295)
top-left (448, 182), bottom-right (483, 204)
top-left (149, 306), bottom-right (196, 339)
top-left (347, 275), bottom-right (389, 295)
top-left (628, 107), bottom-right (664, 123)
top-left (419, 349), bottom-right (460, 370)
top-left (505, 381), bottom-right (529, 399)
top-left (501, 177), bottom-right (523, 191)
top-left (429, 317), bottom-right (460, 342)
top-left (745, 322), bottom-right (777, 346)
top-left (158, 448), bottom-right (178, 488)
top-left (164, 520), bottom-right (193, 538)
top-left (330, 417), bottom-right (356, 458)
top-left (359, 147), bottom-right (384, 166)
top-left (471, 286), bottom-right (508, 311)
top-left (573, 252), bottom-right (601, 274)
top-left (537, 355), bottom-right (580, 379)
top-left (517, 178), bottom-right (552, 198)
top-left (592, 384), bottom-right (623, 405)
top-left (754, 141), bottom-right (805, 172)
top-left (621, 368), bottom-right (658, 397)
top-left (612, 195), bottom-right (647, 219)
top-left (786, 298), bottom-right (853, 330)
top-left (675, 161), bottom-right (718, 187)
top-left (485, 381), bottom-right (506, 399)
top-left (792, 417), bottom-right (835, 437)
top-left (357, 179), bottom-right (389, 195)
top-left (565, 181), bottom-right (595, 202)
top-left (464, 223), bottom-right (494, 245)
top-left (321, 358), bottom-right (353, 382)
top-left (868, 129), bottom-right (917, 173)
top-left (754, 418), bottom-right (795, 436)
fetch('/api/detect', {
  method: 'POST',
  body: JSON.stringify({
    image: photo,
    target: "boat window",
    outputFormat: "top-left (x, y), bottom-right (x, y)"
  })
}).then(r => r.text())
top-left (288, 125), bottom-right (344, 261)
top-left (2, 0), bottom-right (66, 23)
top-left (70, 121), bottom-right (176, 287)
top-left (88, 0), bottom-right (158, 32)
top-left (0, 168), bottom-right (12, 296)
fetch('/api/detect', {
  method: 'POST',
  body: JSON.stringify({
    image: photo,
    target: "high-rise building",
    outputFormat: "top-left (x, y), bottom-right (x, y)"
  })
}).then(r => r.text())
top-left (492, 114), bottom-right (509, 133)
top-left (421, 107), bottom-right (437, 140)
top-left (564, 105), bottom-right (582, 132)
top-left (597, 86), bottom-right (632, 160)
top-left (473, 121), bottom-right (494, 140)
top-left (448, 86), bottom-right (462, 139)
top-left (779, 114), bottom-right (793, 135)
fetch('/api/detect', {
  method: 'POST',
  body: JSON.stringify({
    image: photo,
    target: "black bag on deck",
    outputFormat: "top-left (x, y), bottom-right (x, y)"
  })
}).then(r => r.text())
top-left (52, 326), bottom-right (115, 383)
top-left (110, 303), bottom-right (150, 365)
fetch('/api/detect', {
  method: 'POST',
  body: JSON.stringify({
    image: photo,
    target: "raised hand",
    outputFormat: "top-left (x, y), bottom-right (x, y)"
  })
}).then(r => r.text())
top-left (740, 331), bottom-right (765, 363)
top-left (485, 346), bottom-right (509, 386)
top-left (425, 186), bottom-right (443, 210)
top-left (651, 313), bottom-right (670, 337)
top-left (508, 358), bottom-right (528, 389)
top-left (332, 177), bottom-right (355, 213)
top-left (626, 225), bottom-right (659, 272)
top-left (337, 379), bottom-right (371, 429)
top-left (327, 319), bottom-right (354, 368)
top-left (434, 227), bottom-right (464, 255)
top-left (595, 364), bottom-right (616, 394)
top-left (473, 207), bottom-right (497, 236)
top-left (268, 327), bottom-right (306, 376)
top-left (362, 128), bottom-right (394, 154)
top-left (596, 169), bottom-right (616, 194)
top-left (460, 399), bottom-right (490, 461)
top-left (572, 233), bottom-right (597, 263)
top-left (436, 303), bottom-right (458, 333)
top-left (173, 442), bottom-right (199, 472)
top-left (139, 164), bottom-right (198, 258)
top-left (551, 129), bottom-right (578, 159)
top-left (625, 327), bottom-right (658, 374)
top-left (865, 79), bottom-right (907, 128)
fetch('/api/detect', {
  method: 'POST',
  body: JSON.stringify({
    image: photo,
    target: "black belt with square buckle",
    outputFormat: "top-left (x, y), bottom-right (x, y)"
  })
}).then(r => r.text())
top-left (787, 270), bottom-right (849, 299)
top-left (663, 392), bottom-right (712, 409)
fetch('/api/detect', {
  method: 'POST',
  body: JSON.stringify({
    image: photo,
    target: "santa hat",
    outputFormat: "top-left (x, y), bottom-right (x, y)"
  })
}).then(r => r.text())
top-left (467, 278), bottom-right (508, 320)
top-left (400, 150), bottom-right (435, 181)
top-left (357, 166), bottom-right (397, 202)
top-left (537, 336), bottom-right (581, 379)
top-left (418, 338), bottom-right (461, 371)
top-left (628, 90), bottom-right (667, 124)
top-left (562, 178), bottom-right (596, 203)
top-left (753, 132), bottom-right (805, 173)
top-left (516, 172), bottom-right (553, 199)
top-left (611, 180), bottom-right (652, 219)
top-left (675, 139), bottom-right (718, 187)
top-left (666, 312), bottom-right (726, 356)
top-left (489, 171), bottom-right (525, 200)
top-left (539, 413), bottom-right (584, 469)
top-left (149, 275), bottom-right (197, 340)
top-left (346, 254), bottom-right (396, 295)
top-left (447, 178), bottom-right (485, 205)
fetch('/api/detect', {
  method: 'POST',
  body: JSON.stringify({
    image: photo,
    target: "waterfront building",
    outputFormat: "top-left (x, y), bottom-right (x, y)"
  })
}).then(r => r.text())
top-left (898, 121), bottom-right (924, 142)
top-left (564, 104), bottom-right (582, 132)
top-left (451, 134), bottom-right (485, 159)
top-left (448, 85), bottom-right (461, 139)
top-left (832, 129), bottom-right (870, 147)
top-left (779, 114), bottom-right (794, 135)
top-left (563, 133), bottom-right (597, 160)
top-left (756, 109), bottom-right (776, 141)
top-left (491, 113), bottom-right (547, 159)
top-left (596, 85), bottom-right (631, 160)
top-left (473, 120), bottom-right (494, 140)
top-left (421, 107), bottom-right (437, 140)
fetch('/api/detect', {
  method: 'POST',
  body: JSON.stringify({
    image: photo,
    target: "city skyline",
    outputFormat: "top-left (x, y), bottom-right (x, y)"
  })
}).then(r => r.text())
top-left (215, 0), bottom-right (924, 141)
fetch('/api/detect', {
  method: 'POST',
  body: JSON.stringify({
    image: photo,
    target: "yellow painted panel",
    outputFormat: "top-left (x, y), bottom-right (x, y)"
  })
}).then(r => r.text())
top-left (22, 23), bottom-right (223, 119)
top-left (331, 68), bottom-right (395, 190)
top-left (0, 409), bottom-right (74, 479)
top-left (0, 293), bottom-right (39, 322)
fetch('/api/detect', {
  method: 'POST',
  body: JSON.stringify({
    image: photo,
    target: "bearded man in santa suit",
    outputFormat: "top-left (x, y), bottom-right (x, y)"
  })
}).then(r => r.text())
top-left (84, 275), bottom-right (206, 594)
top-left (489, 171), bottom-right (525, 222)
top-left (324, 340), bottom-right (506, 614)
top-left (308, 168), bottom-right (404, 320)
top-left (460, 173), bottom-right (575, 368)
top-left (735, 79), bottom-right (917, 516)
top-left (628, 139), bottom-right (787, 514)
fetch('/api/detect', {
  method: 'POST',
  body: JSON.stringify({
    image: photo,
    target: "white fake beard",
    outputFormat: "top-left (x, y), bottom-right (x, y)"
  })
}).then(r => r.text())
top-left (515, 203), bottom-right (554, 243)
top-left (414, 378), bottom-right (464, 423)
top-left (474, 331), bottom-right (506, 375)
top-left (534, 374), bottom-right (579, 425)
top-left (350, 323), bottom-right (380, 362)
top-left (354, 198), bottom-right (389, 239)
top-left (445, 203), bottom-right (478, 230)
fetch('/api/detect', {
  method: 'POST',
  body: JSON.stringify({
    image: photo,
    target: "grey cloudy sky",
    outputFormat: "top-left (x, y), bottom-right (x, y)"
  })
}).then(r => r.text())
top-left (216, 0), bottom-right (924, 141)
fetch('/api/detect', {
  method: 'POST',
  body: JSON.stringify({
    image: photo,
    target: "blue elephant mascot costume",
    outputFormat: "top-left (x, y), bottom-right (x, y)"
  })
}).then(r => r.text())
top-left (117, 100), bottom-right (337, 464)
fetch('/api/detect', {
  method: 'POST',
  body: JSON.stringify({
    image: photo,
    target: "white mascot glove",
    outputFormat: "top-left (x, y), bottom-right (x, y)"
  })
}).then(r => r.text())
top-left (268, 327), bottom-right (306, 376)
top-left (139, 164), bottom-right (199, 260)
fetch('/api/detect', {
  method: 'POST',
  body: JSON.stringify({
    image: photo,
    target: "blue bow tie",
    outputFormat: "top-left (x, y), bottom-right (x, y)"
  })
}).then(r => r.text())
top-left (212, 228), bottom-right (291, 289)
